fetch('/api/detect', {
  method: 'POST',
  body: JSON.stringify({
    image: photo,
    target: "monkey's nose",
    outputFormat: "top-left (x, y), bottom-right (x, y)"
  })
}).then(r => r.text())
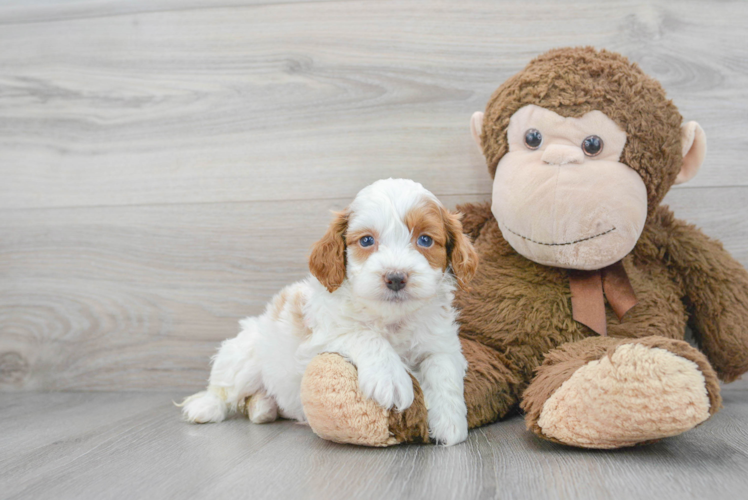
top-left (384, 272), bottom-right (407, 291)
top-left (541, 144), bottom-right (584, 165)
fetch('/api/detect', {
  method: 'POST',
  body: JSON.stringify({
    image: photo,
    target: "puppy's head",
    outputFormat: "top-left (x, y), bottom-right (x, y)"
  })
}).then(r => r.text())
top-left (309, 179), bottom-right (478, 305)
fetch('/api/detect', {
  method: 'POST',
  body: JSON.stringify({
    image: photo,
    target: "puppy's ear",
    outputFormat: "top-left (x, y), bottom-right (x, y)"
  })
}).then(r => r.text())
top-left (309, 210), bottom-right (348, 293)
top-left (443, 209), bottom-right (479, 291)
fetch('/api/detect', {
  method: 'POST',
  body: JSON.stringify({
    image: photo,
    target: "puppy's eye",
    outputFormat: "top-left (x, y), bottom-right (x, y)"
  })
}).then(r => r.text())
top-left (417, 235), bottom-right (433, 248)
top-left (359, 236), bottom-right (375, 248)
top-left (524, 128), bottom-right (542, 150)
top-left (582, 135), bottom-right (603, 156)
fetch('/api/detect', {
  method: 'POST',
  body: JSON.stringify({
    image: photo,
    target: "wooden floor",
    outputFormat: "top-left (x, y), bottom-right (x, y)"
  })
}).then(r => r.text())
top-left (1, 389), bottom-right (748, 500)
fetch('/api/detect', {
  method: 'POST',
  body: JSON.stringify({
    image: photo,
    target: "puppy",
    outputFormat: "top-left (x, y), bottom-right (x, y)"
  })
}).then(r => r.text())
top-left (180, 178), bottom-right (478, 445)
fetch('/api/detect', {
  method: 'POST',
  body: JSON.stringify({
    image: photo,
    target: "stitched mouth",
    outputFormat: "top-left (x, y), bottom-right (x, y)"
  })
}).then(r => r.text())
top-left (501, 224), bottom-right (616, 246)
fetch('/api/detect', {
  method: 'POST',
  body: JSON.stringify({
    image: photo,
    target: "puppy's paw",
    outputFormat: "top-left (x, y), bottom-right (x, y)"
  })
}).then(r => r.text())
top-left (247, 392), bottom-right (279, 424)
top-left (358, 361), bottom-right (414, 411)
top-left (178, 391), bottom-right (227, 424)
top-left (428, 410), bottom-right (468, 446)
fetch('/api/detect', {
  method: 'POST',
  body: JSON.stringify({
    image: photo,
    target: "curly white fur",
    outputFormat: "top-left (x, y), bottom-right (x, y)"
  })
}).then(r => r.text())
top-left (180, 179), bottom-right (470, 446)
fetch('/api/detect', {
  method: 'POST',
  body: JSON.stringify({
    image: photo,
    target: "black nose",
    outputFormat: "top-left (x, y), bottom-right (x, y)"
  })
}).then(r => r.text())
top-left (385, 273), bottom-right (407, 292)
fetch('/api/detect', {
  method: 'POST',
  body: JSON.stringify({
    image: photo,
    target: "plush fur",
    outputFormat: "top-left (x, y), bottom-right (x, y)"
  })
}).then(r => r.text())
top-left (299, 47), bottom-right (748, 449)
top-left (491, 104), bottom-right (647, 270)
top-left (180, 178), bottom-right (478, 446)
top-left (535, 343), bottom-right (711, 448)
top-left (480, 47), bottom-right (683, 216)
top-left (301, 353), bottom-right (430, 446)
top-left (521, 335), bottom-right (721, 445)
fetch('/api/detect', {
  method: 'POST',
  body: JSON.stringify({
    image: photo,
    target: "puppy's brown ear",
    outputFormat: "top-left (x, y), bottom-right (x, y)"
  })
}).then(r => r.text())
top-left (309, 210), bottom-right (348, 293)
top-left (443, 209), bottom-right (479, 291)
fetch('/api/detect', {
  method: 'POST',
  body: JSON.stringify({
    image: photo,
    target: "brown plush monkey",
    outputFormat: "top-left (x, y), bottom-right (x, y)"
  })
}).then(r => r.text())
top-left (298, 47), bottom-right (748, 449)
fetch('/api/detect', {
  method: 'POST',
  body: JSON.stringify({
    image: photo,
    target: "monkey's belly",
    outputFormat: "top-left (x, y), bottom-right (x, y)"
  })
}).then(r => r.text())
top-left (606, 257), bottom-right (687, 340)
top-left (456, 236), bottom-right (688, 381)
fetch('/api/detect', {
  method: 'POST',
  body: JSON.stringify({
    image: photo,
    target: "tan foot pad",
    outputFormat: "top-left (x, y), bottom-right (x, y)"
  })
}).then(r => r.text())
top-left (301, 353), bottom-right (399, 447)
top-left (538, 343), bottom-right (711, 449)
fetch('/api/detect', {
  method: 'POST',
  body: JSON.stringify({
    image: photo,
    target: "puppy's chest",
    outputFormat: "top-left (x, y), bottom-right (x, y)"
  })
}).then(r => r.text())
top-left (380, 322), bottom-right (427, 368)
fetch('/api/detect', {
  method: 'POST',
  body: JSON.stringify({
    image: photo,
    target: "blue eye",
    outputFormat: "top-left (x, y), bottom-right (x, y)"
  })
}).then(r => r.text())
top-left (359, 236), bottom-right (375, 247)
top-left (417, 235), bottom-right (433, 248)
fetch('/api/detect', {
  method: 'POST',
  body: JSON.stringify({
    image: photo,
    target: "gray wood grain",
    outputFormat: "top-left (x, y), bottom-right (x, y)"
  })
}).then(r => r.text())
top-left (0, 194), bottom-right (485, 391)
top-left (1, 390), bottom-right (747, 500)
top-left (1, 0), bottom-right (748, 392)
top-left (0, 0), bottom-right (747, 210)
top-left (2, 190), bottom-right (747, 391)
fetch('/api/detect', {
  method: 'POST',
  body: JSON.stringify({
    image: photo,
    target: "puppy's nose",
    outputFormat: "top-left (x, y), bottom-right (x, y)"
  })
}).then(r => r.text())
top-left (384, 272), bottom-right (407, 291)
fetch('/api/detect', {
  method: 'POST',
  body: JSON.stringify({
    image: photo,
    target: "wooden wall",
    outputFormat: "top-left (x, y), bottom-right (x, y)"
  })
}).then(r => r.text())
top-left (1, 0), bottom-right (747, 391)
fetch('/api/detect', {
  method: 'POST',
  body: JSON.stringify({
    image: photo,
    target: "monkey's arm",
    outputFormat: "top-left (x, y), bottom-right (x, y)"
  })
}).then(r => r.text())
top-left (300, 338), bottom-right (520, 447)
top-left (666, 216), bottom-right (748, 382)
top-left (455, 201), bottom-right (494, 240)
top-left (521, 336), bottom-right (721, 448)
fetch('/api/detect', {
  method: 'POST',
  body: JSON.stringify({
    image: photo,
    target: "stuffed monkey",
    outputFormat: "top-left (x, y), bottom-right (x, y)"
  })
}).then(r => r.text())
top-left (298, 47), bottom-right (748, 448)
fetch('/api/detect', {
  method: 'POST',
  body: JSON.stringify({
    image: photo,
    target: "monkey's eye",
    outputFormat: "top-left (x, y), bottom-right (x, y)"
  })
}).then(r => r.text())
top-left (582, 135), bottom-right (604, 157)
top-left (417, 235), bottom-right (433, 248)
top-left (359, 236), bottom-right (375, 248)
top-left (524, 129), bottom-right (542, 150)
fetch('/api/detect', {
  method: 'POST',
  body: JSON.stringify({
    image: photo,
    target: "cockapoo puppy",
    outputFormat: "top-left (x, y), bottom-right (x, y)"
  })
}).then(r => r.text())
top-left (180, 178), bottom-right (478, 445)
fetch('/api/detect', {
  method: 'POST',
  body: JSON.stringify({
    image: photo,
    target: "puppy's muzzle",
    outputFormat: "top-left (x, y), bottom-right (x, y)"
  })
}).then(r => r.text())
top-left (384, 272), bottom-right (408, 292)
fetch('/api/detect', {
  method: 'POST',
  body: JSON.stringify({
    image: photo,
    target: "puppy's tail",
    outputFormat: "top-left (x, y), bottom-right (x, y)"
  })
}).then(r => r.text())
top-left (177, 388), bottom-right (228, 424)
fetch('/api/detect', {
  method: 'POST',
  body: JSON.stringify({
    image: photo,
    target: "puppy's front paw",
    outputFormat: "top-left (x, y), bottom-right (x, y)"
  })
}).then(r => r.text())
top-left (358, 361), bottom-right (414, 411)
top-left (429, 410), bottom-right (468, 446)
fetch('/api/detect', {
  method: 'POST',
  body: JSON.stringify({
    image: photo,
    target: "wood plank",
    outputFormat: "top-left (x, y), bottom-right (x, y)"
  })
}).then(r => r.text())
top-left (1, 390), bottom-right (748, 499)
top-left (0, 0), bottom-right (330, 25)
top-left (1, 0), bottom-right (747, 210)
top-left (0, 194), bottom-right (485, 391)
top-left (2, 188), bottom-right (746, 391)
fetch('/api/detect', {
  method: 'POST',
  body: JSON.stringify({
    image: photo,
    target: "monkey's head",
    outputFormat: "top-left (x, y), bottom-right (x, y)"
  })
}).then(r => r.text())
top-left (471, 47), bottom-right (706, 270)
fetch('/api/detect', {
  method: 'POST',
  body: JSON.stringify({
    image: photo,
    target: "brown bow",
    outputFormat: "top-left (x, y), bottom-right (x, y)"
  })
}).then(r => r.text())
top-left (567, 261), bottom-right (637, 336)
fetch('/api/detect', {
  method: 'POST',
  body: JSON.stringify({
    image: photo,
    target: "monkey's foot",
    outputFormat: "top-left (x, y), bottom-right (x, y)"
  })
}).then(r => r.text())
top-left (522, 337), bottom-right (721, 449)
top-left (300, 353), bottom-right (430, 446)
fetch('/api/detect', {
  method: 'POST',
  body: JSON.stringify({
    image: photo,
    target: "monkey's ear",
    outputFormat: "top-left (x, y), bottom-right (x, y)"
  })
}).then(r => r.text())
top-left (309, 210), bottom-right (348, 293)
top-left (470, 111), bottom-right (484, 149)
top-left (674, 121), bottom-right (707, 185)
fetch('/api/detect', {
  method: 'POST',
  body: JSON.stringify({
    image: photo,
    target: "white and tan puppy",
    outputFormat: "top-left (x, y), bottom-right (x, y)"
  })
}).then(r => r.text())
top-left (180, 178), bottom-right (478, 445)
